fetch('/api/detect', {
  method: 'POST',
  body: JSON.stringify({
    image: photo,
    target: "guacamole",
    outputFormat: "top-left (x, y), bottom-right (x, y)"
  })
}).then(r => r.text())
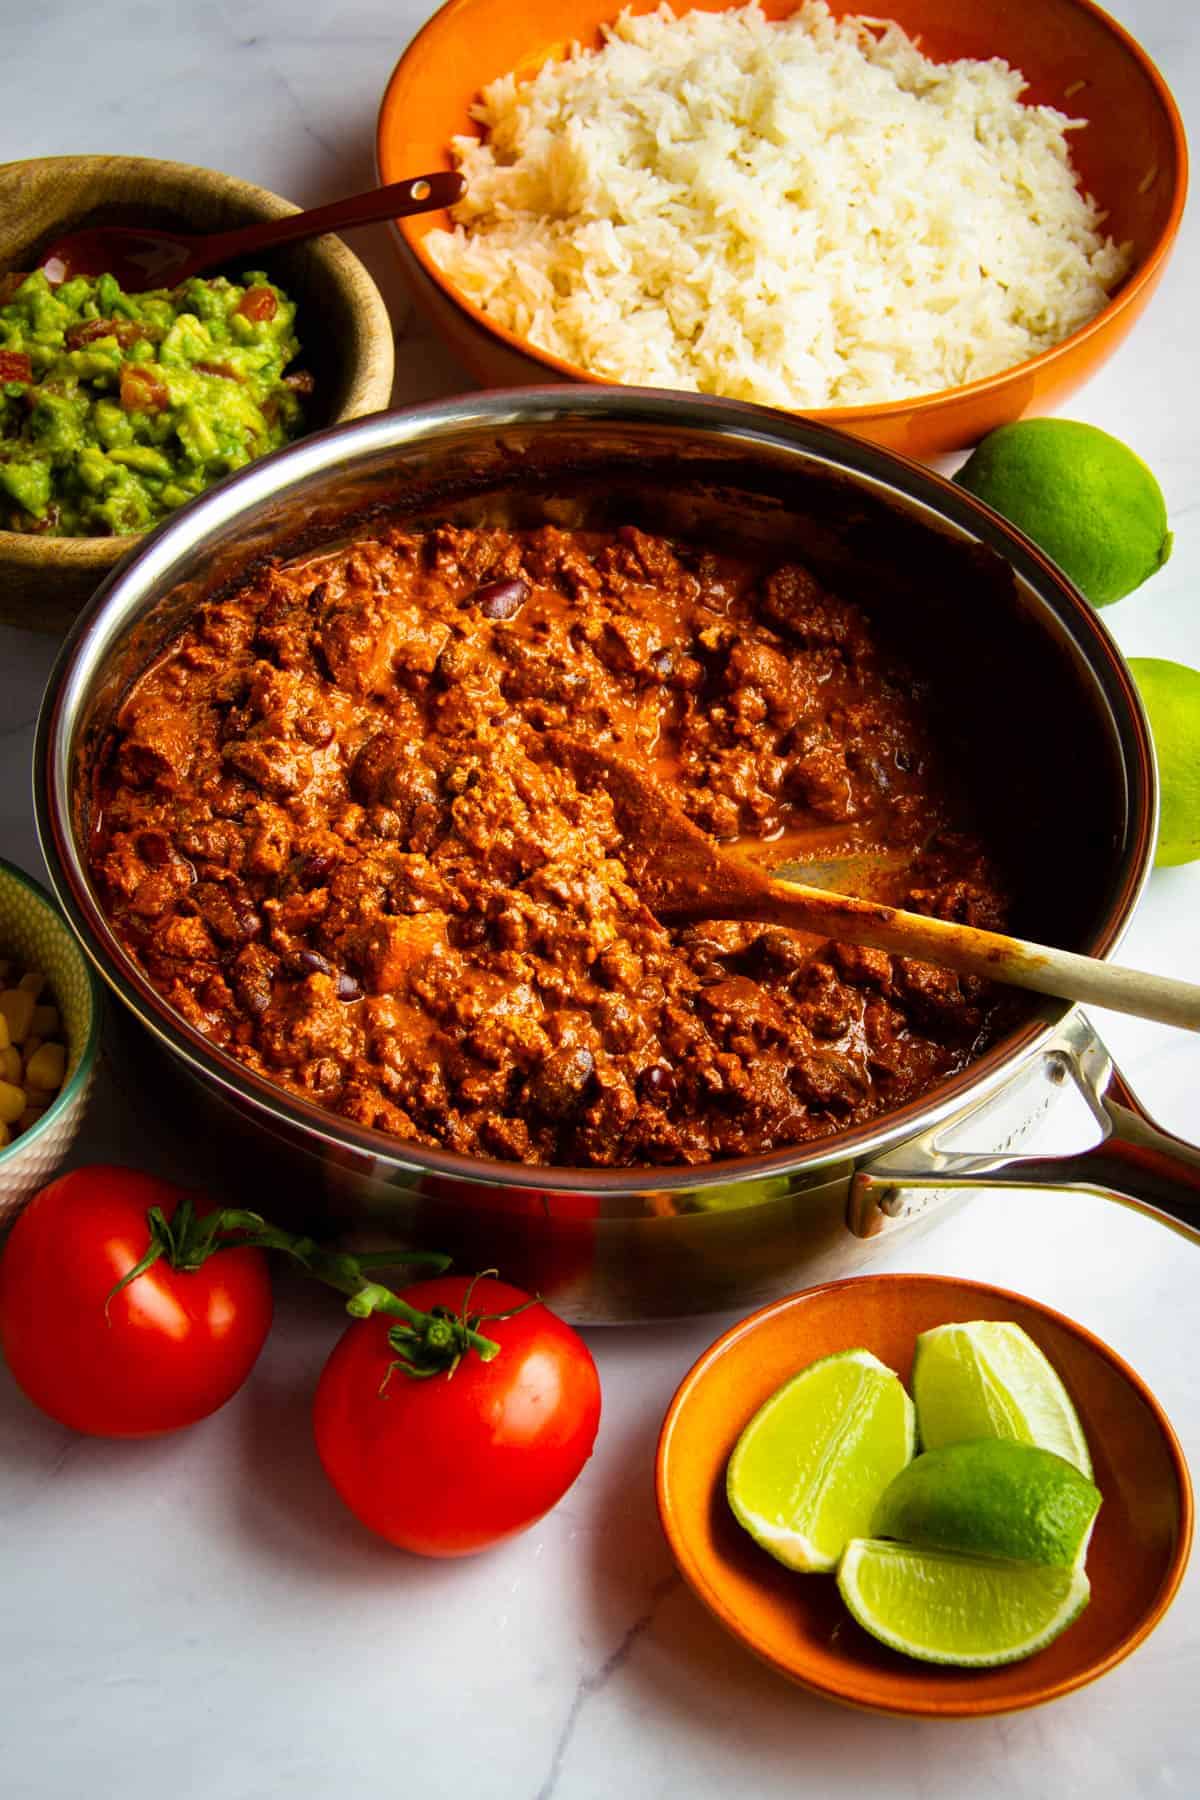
top-left (0, 269), bottom-right (312, 537)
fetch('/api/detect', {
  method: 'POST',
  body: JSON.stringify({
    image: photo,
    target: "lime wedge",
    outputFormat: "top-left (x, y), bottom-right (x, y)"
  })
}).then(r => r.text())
top-left (913, 1321), bottom-right (1092, 1476)
top-left (873, 1440), bottom-right (1101, 1569)
top-left (726, 1348), bottom-right (915, 1573)
top-left (838, 1538), bottom-right (1091, 1667)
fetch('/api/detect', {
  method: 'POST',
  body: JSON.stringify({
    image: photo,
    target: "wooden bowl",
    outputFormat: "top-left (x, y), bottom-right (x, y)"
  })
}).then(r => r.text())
top-left (656, 1273), bottom-right (1193, 1718)
top-left (0, 155), bottom-right (396, 633)
top-left (377, 0), bottom-right (1187, 458)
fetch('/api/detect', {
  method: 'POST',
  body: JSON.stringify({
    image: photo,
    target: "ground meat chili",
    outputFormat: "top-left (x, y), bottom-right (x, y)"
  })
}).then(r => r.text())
top-left (90, 522), bottom-right (1013, 1168)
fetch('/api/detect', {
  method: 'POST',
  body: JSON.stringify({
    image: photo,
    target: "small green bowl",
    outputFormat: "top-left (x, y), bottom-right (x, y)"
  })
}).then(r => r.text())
top-left (0, 854), bottom-right (101, 1227)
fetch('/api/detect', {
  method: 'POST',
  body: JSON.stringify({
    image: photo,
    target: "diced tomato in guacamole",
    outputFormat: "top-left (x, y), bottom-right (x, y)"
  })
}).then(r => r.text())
top-left (0, 269), bottom-right (311, 537)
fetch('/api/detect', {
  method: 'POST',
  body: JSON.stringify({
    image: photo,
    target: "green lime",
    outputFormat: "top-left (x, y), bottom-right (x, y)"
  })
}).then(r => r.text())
top-left (872, 1440), bottom-right (1101, 1569)
top-left (1128, 657), bottom-right (1200, 867)
top-left (955, 418), bottom-right (1172, 607)
top-left (837, 1538), bottom-right (1091, 1667)
top-left (912, 1320), bottom-right (1092, 1475)
top-left (726, 1348), bottom-right (915, 1573)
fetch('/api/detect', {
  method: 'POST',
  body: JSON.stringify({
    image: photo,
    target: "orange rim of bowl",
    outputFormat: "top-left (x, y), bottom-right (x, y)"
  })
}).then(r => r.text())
top-left (378, 0), bottom-right (1189, 428)
top-left (654, 1272), bottom-right (1195, 1719)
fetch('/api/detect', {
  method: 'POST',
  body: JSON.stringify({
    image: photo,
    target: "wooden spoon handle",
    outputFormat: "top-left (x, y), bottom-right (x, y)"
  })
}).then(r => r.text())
top-left (197, 172), bottom-right (466, 262)
top-left (540, 731), bottom-right (1197, 1030)
top-left (755, 878), bottom-right (1200, 1031)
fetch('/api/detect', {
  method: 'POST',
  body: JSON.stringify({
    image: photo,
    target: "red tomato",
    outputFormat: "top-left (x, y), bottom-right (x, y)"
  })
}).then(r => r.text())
top-left (0, 1166), bottom-right (272, 1438)
top-left (313, 1274), bottom-right (601, 1556)
top-left (118, 364), bottom-right (168, 413)
top-left (236, 287), bottom-right (278, 322)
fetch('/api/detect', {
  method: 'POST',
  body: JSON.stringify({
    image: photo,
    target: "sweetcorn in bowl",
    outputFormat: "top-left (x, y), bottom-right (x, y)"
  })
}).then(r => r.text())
top-left (377, 0), bottom-right (1187, 458)
top-left (0, 856), bottom-right (101, 1227)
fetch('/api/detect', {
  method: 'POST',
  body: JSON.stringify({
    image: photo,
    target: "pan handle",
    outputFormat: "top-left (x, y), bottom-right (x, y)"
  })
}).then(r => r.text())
top-left (849, 1008), bottom-right (1200, 1244)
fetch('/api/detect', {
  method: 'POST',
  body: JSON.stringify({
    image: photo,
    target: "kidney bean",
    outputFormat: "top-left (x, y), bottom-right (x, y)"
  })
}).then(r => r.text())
top-left (472, 577), bottom-right (529, 621)
top-left (235, 903), bottom-right (263, 943)
top-left (638, 1063), bottom-right (676, 1105)
top-left (298, 848), bottom-right (336, 887)
top-left (295, 947), bottom-right (334, 977)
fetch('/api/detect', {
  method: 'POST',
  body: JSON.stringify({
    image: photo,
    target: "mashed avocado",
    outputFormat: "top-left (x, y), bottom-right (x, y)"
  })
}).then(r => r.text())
top-left (0, 269), bottom-right (312, 536)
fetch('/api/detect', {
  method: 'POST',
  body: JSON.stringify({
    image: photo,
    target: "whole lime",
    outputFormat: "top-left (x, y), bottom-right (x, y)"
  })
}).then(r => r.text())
top-left (955, 418), bottom-right (1172, 607)
top-left (871, 1440), bottom-right (1101, 1570)
top-left (1128, 657), bottom-right (1200, 867)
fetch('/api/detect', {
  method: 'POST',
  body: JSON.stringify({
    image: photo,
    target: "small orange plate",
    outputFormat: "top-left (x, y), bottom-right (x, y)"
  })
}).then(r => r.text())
top-left (655, 1274), bottom-right (1193, 1719)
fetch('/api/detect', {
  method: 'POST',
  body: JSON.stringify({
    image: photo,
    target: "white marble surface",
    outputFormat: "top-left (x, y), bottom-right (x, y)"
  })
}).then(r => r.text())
top-left (2, 3), bottom-right (1199, 1796)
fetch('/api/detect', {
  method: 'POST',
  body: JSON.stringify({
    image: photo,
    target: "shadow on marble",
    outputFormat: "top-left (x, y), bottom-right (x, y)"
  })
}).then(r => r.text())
top-left (228, 1291), bottom-right (407, 1579)
top-left (226, 1272), bottom-right (536, 1602)
top-left (610, 1512), bottom-right (1137, 1777)
top-left (0, 1355), bottom-right (186, 1506)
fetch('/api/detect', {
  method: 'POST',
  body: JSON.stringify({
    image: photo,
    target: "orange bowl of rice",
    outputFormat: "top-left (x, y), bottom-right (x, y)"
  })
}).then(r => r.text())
top-left (377, 0), bottom-right (1186, 458)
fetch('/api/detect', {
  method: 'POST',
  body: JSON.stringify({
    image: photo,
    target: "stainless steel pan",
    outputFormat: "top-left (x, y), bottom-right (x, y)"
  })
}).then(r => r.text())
top-left (34, 389), bottom-right (1200, 1320)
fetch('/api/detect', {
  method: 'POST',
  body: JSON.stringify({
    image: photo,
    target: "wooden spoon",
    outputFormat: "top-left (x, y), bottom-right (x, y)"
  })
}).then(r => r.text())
top-left (38, 171), bottom-right (465, 289)
top-left (547, 733), bottom-right (1200, 1033)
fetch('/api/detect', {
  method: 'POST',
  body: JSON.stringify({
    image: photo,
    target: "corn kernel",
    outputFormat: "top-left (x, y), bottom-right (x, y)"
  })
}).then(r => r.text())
top-left (0, 988), bottom-right (35, 1044)
top-left (0, 965), bottom-right (67, 1151)
top-left (25, 1042), bottom-right (66, 1093)
top-left (0, 1080), bottom-right (26, 1125)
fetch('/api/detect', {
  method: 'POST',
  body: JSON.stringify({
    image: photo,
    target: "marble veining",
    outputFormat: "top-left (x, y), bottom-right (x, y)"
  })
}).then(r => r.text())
top-left (535, 1573), bottom-right (684, 1800)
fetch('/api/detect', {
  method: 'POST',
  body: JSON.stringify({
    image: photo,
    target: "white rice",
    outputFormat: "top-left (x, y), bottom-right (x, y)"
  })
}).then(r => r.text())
top-left (425, 1), bottom-right (1131, 409)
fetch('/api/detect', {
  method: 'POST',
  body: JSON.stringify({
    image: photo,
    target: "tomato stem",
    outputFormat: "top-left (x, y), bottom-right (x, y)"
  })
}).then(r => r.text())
top-left (104, 1201), bottom-right (493, 1377)
top-left (346, 1280), bottom-right (501, 1373)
